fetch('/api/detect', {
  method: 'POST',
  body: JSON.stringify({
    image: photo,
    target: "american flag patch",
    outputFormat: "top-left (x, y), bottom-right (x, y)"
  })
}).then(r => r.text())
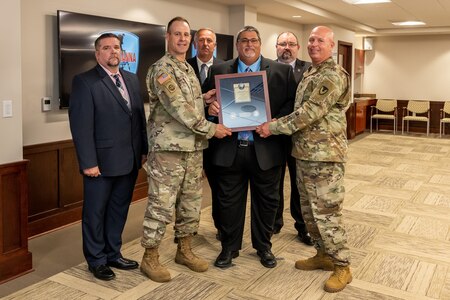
top-left (157, 73), bottom-right (171, 84)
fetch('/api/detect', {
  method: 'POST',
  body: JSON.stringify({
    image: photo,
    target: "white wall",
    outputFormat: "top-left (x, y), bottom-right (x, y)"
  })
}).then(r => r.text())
top-left (256, 14), bottom-right (308, 61)
top-left (20, 0), bottom-right (230, 146)
top-left (363, 35), bottom-right (450, 101)
top-left (0, 0), bottom-right (23, 164)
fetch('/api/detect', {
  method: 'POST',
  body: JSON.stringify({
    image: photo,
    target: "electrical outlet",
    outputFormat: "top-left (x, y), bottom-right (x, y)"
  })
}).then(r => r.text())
top-left (2, 100), bottom-right (12, 118)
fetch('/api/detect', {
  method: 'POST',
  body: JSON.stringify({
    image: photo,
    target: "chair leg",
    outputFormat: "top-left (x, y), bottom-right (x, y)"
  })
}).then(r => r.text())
top-left (370, 117), bottom-right (373, 133)
top-left (427, 121), bottom-right (429, 136)
top-left (402, 119), bottom-right (404, 135)
top-left (440, 121), bottom-right (442, 138)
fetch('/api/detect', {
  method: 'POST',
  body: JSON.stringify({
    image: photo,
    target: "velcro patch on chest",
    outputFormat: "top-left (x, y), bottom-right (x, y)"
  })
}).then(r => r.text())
top-left (157, 73), bottom-right (171, 85)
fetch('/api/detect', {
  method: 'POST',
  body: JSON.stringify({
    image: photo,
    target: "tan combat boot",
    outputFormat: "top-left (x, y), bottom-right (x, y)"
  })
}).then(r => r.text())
top-left (175, 236), bottom-right (209, 272)
top-left (324, 265), bottom-right (352, 293)
top-left (295, 250), bottom-right (334, 271)
top-left (140, 248), bottom-right (171, 282)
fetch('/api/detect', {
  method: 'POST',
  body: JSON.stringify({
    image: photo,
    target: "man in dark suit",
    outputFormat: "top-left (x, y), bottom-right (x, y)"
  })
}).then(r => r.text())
top-left (273, 31), bottom-right (313, 246)
top-left (69, 33), bottom-right (148, 281)
top-left (186, 28), bottom-right (223, 240)
top-left (187, 28), bottom-right (224, 85)
top-left (204, 26), bottom-right (297, 269)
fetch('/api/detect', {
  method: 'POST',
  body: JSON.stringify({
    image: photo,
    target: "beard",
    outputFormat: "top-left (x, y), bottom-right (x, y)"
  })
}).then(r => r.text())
top-left (107, 57), bottom-right (120, 67)
top-left (281, 50), bottom-right (292, 61)
top-left (242, 48), bottom-right (256, 59)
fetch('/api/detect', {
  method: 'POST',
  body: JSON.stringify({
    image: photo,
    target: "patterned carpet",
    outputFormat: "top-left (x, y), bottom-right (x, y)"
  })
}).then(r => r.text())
top-left (5, 133), bottom-right (450, 299)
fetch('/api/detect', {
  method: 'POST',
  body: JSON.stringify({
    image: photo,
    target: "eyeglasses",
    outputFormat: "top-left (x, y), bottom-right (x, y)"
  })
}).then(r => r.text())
top-left (277, 42), bottom-right (298, 47)
top-left (239, 38), bottom-right (260, 44)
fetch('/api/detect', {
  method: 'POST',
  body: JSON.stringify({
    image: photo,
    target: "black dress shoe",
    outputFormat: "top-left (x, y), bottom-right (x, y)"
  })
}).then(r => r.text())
top-left (214, 250), bottom-right (239, 268)
top-left (89, 264), bottom-right (116, 281)
top-left (257, 250), bottom-right (277, 268)
top-left (107, 257), bottom-right (139, 270)
top-left (297, 231), bottom-right (313, 246)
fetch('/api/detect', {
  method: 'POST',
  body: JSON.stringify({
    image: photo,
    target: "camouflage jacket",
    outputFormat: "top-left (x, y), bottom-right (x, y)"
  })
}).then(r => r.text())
top-left (269, 57), bottom-right (350, 162)
top-left (146, 53), bottom-right (216, 152)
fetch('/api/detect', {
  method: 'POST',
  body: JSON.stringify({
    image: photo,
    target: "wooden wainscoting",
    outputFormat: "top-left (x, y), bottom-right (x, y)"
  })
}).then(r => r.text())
top-left (0, 160), bottom-right (33, 283)
top-left (23, 140), bottom-right (148, 237)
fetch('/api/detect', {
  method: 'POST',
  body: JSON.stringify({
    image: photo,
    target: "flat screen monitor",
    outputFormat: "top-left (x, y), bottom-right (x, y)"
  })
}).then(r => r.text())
top-left (57, 10), bottom-right (166, 108)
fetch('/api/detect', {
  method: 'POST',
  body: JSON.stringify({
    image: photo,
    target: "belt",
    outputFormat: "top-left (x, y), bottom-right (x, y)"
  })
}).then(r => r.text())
top-left (238, 140), bottom-right (254, 148)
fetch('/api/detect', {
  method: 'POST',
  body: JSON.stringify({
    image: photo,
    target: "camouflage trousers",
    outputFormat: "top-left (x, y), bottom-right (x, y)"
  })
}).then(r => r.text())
top-left (141, 150), bottom-right (203, 248)
top-left (296, 160), bottom-right (350, 266)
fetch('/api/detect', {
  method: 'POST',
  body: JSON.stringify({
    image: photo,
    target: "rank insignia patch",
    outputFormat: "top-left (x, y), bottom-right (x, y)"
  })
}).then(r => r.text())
top-left (319, 86), bottom-right (329, 95)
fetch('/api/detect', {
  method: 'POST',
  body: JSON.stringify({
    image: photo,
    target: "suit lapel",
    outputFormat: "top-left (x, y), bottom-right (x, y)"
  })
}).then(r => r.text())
top-left (96, 65), bottom-right (131, 114)
top-left (231, 59), bottom-right (239, 73)
top-left (260, 57), bottom-right (271, 78)
top-left (120, 70), bottom-right (135, 110)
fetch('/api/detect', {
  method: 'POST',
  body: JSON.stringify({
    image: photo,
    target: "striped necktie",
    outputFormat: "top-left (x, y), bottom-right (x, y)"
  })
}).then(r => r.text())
top-left (112, 74), bottom-right (130, 109)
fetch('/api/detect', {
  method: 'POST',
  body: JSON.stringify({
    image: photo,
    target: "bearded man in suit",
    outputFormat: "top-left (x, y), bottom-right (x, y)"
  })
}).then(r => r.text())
top-left (69, 33), bottom-right (148, 281)
top-left (273, 31), bottom-right (313, 246)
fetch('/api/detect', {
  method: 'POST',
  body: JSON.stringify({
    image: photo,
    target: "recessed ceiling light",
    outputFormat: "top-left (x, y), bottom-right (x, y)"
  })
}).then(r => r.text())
top-left (392, 21), bottom-right (426, 26)
top-left (292, 15), bottom-right (302, 18)
top-left (343, 0), bottom-right (391, 4)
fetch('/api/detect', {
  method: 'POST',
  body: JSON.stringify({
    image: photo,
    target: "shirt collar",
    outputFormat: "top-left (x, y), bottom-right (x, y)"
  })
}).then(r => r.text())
top-left (237, 56), bottom-right (261, 73)
top-left (196, 56), bottom-right (213, 68)
top-left (99, 64), bottom-right (120, 78)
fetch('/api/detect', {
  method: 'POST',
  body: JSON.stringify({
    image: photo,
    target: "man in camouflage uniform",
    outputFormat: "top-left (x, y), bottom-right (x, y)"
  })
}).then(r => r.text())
top-left (140, 16), bottom-right (231, 283)
top-left (256, 26), bottom-right (352, 293)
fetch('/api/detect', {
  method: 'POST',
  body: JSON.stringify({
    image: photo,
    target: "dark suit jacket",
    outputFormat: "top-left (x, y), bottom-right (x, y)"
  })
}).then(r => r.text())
top-left (69, 64), bottom-right (148, 176)
top-left (186, 56), bottom-right (224, 83)
top-left (277, 58), bottom-right (311, 84)
top-left (203, 56), bottom-right (297, 170)
top-left (292, 59), bottom-right (311, 84)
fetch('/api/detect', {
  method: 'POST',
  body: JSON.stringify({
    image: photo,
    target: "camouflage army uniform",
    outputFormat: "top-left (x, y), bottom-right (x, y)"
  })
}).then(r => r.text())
top-left (269, 57), bottom-right (351, 266)
top-left (142, 52), bottom-right (217, 248)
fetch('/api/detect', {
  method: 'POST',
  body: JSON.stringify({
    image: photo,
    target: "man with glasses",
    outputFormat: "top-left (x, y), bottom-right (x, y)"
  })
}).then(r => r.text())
top-left (204, 26), bottom-right (297, 269)
top-left (273, 32), bottom-right (313, 246)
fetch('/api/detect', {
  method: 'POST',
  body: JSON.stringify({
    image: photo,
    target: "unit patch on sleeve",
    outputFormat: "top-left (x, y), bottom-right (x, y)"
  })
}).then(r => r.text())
top-left (319, 85), bottom-right (329, 95)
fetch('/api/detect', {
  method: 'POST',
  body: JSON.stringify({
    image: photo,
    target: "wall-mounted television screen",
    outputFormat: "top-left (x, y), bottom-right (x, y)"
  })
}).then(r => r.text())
top-left (187, 30), bottom-right (234, 61)
top-left (57, 10), bottom-right (166, 108)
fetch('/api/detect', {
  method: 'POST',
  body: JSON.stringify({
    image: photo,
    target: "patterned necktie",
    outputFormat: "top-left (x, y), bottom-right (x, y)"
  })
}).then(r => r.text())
top-left (113, 74), bottom-right (122, 89)
top-left (238, 67), bottom-right (254, 142)
top-left (112, 74), bottom-right (130, 109)
top-left (200, 63), bottom-right (207, 84)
